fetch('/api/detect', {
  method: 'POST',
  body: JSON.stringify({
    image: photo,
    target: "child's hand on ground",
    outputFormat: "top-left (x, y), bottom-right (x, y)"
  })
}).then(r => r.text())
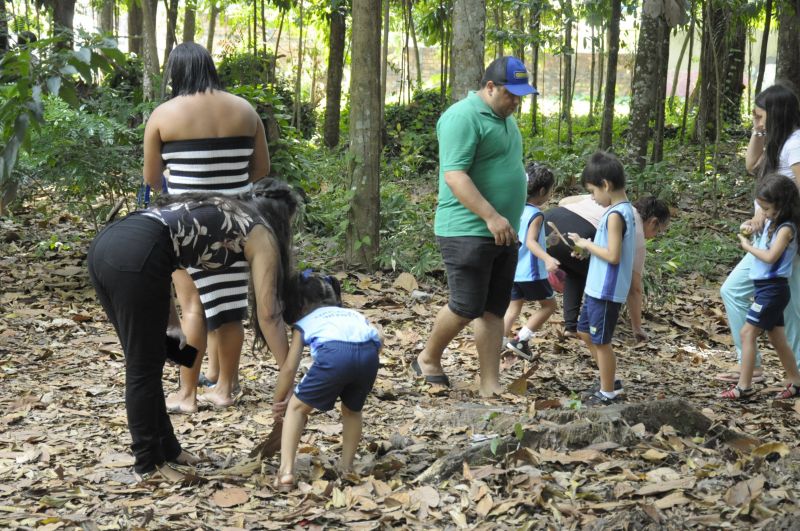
top-left (633, 328), bottom-right (649, 343)
top-left (544, 256), bottom-right (561, 272)
top-left (272, 392), bottom-right (292, 422)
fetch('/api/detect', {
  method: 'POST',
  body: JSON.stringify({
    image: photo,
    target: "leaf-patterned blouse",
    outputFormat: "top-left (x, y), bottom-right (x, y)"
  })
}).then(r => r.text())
top-left (142, 197), bottom-right (264, 270)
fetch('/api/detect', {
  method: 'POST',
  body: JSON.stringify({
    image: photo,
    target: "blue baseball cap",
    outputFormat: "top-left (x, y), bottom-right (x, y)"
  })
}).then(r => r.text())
top-left (482, 56), bottom-right (539, 97)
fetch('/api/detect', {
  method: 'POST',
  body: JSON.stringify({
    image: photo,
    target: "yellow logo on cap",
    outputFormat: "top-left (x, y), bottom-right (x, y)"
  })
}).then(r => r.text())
top-left (514, 71), bottom-right (527, 79)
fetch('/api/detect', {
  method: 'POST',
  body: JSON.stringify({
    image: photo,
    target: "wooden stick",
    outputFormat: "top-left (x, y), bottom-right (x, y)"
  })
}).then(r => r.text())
top-left (547, 221), bottom-right (572, 247)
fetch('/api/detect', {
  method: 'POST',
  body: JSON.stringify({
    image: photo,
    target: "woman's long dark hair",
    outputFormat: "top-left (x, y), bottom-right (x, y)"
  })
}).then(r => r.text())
top-left (754, 83), bottom-right (800, 177)
top-left (153, 178), bottom-right (300, 351)
top-left (162, 42), bottom-right (223, 99)
top-left (756, 173), bottom-right (800, 242)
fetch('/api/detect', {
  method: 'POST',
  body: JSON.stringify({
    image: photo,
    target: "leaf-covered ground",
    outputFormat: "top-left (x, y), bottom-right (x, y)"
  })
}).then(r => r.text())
top-left (2, 200), bottom-right (800, 530)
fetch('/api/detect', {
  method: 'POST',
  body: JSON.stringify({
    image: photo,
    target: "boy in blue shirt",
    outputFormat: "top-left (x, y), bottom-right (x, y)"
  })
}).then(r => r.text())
top-left (503, 163), bottom-right (560, 359)
top-left (568, 152), bottom-right (636, 406)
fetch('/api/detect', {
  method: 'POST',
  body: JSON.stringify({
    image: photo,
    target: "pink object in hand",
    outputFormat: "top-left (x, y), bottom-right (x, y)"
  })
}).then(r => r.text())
top-left (548, 269), bottom-right (566, 293)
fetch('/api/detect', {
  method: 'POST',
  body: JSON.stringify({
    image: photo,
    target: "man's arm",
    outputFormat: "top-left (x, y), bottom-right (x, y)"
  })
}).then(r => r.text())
top-left (444, 170), bottom-right (517, 246)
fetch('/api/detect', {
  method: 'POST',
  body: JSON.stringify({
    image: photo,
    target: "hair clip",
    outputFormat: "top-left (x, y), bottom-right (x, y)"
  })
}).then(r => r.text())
top-left (301, 268), bottom-right (313, 280)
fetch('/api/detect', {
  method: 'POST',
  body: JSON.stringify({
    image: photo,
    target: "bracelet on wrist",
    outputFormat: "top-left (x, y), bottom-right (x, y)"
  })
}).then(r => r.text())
top-left (752, 129), bottom-right (766, 137)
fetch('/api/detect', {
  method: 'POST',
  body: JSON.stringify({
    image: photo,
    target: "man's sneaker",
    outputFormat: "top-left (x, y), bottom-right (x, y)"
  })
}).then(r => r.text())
top-left (585, 391), bottom-right (622, 407)
top-left (583, 379), bottom-right (624, 398)
top-left (506, 339), bottom-right (534, 360)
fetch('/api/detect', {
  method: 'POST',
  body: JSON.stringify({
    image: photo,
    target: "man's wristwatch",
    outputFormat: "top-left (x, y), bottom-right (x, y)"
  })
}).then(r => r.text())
top-left (752, 129), bottom-right (766, 137)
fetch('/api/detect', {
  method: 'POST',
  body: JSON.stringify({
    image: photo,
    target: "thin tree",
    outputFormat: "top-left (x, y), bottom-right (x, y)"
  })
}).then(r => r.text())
top-left (754, 0), bottom-right (772, 95)
top-left (292, 0), bottom-right (305, 130)
top-left (562, 0), bottom-right (574, 145)
top-left (776, 0), bottom-right (800, 89)
top-left (600, 0), bottom-right (621, 150)
top-left (451, 0), bottom-right (485, 102)
top-left (162, 0), bottom-right (179, 67)
top-left (530, 2), bottom-right (540, 134)
top-left (100, 0), bottom-right (115, 34)
top-left (141, 0), bottom-right (159, 101)
top-left (380, 0), bottom-right (390, 122)
top-left (128, 0), bottom-right (143, 55)
top-left (183, 0), bottom-right (196, 42)
top-left (680, 0), bottom-right (695, 142)
top-left (346, 0), bottom-right (382, 268)
top-left (1, 0), bottom-right (9, 54)
top-left (207, 0), bottom-right (220, 53)
top-left (323, 0), bottom-right (346, 148)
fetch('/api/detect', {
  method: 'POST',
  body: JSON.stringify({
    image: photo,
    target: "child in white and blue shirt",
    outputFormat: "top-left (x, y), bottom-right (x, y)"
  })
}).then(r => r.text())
top-left (722, 174), bottom-right (800, 400)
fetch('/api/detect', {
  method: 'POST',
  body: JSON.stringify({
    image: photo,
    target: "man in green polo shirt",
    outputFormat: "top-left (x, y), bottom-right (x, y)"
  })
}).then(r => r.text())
top-left (412, 56), bottom-right (538, 397)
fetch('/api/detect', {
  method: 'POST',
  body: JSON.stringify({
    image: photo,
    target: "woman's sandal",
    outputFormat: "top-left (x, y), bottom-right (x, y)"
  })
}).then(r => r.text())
top-left (133, 463), bottom-right (186, 485)
top-left (273, 473), bottom-right (296, 492)
top-left (775, 382), bottom-right (800, 399)
top-left (720, 385), bottom-right (756, 400)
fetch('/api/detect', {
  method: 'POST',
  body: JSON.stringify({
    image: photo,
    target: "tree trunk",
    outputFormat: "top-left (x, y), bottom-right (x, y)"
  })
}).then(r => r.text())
top-left (680, 1), bottom-right (696, 143)
top-left (346, 0), bottom-right (382, 269)
top-left (381, 0), bottom-right (390, 122)
top-left (451, 0), bottom-right (485, 102)
top-left (721, 17), bottom-right (746, 124)
top-left (651, 22), bottom-right (670, 164)
top-left (561, 0), bottom-right (574, 145)
top-left (669, 30), bottom-right (691, 109)
top-left (206, 0), bottom-right (219, 54)
top-left (162, 0), bottom-right (179, 68)
top-left (595, 21), bottom-right (605, 117)
top-left (409, 0), bottom-right (422, 89)
top-left (588, 25), bottom-right (596, 124)
top-left (271, 9), bottom-right (285, 84)
top-left (51, 0), bottom-right (76, 48)
top-left (628, 0), bottom-right (665, 169)
top-left (293, 0), bottom-right (305, 130)
top-left (776, 0), bottom-right (800, 90)
top-left (323, 3), bottom-right (346, 148)
top-left (755, 0), bottom-right (772, 95)
top-left (141, 0), bottom-right (160, 101)
top-left (0, 0), bottom-right (9, 54)
top-left (183, 0), bottom-right (196, 43)
top-left (127, 0), bottom-right (143, 55)
top-left (695, 0), bottom-right (730, 141)
top-left (600, 0), bottom-right (621, 150)
top-left (530, 5), bottom-right (540, 134)
top-left (100, 0), bottom-right (115, 34)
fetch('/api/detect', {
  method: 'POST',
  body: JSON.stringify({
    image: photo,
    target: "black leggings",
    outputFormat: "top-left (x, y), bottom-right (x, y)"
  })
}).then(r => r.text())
top-left (87, 215), bottom-right (182, 473)
top-left (543, 207), bottom-right (597, 333)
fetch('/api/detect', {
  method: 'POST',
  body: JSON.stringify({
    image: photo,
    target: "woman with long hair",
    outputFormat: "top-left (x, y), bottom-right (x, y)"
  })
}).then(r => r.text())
top-left (717, 83), bottom-right (800, 383)
top-left (87, 179), bottom-right (298, 482)
top-left (143, 42), bottom-right (271, 412)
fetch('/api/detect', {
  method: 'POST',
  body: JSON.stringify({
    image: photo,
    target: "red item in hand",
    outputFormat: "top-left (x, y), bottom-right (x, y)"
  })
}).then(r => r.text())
top-left (548, 269), bottom-right (566, 293)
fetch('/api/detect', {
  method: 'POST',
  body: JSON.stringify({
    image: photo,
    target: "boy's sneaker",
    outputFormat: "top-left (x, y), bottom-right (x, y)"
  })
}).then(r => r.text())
top-left (506, 339), bottom-right (534, 360)
top-left (585, 391), bottom-right (622, 407)
top-left (583, 379), bottom-right (624, 398)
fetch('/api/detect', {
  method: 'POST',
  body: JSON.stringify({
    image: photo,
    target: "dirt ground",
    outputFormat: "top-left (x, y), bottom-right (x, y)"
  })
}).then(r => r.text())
top-left (2, 205), bottom-right (800, 530)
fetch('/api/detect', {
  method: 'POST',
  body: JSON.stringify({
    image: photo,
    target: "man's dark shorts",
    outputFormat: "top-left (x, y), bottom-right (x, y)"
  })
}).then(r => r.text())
top-left (437, 236), bottom-right (518, 319)
top-left (577, 294), bottom-right (621, 345)
top-left (511, 279), bottom-right (554, 302)
top-left (747, 278), bottom-right (790, 331)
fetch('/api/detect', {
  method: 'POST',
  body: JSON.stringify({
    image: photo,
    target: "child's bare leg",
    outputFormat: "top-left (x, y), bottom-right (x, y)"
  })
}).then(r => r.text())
top-left (525, 299), bottom-right (556, 332)
top-left (578, 331), bottom-right (598, 363)
top-left (340, 404), bottom-right (362, 472)
top-left (503, 300), bottom-right (524, 338)
top-left (595, 343), bottom-right (616, 393)
top-left (278, 396), bottom-right (314, 484)
top-left (768, 327), bottom-right (800, 384)
top-left (737, 323), bottom-right (760, 389)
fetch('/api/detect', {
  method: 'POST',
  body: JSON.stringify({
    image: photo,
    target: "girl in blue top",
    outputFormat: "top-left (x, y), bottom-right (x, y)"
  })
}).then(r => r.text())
top-left (722, 174), bottom-right (800, 400)
top-left (272, 271), bottom-right (382, 490)
top-left (568, 152), bottom-right (636, 406)
top-left (503, 163), bottom-right (560, 360)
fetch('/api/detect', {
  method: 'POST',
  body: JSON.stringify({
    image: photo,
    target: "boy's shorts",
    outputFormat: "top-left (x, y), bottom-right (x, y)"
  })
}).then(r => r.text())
top-left (511, 279), bottom-right (554, 301)
top-left (746, 278), bottom-right (790, 331)
top-left (294, 340), bottom-right (380, 412)
top-left (577, 294), bottom-right (622, 345)
top-left (437, 236), bottom-right (518, 319)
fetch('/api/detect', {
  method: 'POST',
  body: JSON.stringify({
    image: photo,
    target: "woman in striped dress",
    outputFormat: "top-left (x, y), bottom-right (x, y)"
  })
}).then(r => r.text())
top-left (143, 42), bottom-right (273, 413)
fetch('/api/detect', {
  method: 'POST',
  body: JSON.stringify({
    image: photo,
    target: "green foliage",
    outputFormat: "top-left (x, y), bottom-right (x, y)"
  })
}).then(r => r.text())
top-left (384, 88), bottom-right (447, 176)
top-left (0, 31), bottom-right (126, 201)
top-left (17, 94), bottom-right (141, 225)
top-left (217, 50), bottom-right (276, 87)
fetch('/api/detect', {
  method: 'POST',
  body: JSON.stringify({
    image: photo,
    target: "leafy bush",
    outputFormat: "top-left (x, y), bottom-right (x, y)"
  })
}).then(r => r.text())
top-left (384, 88), bottom-right (447, 176)
top-left (16, 94), bottom-right (141, 226)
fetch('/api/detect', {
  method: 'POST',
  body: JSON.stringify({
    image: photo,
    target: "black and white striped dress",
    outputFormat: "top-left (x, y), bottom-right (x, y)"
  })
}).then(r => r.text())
top-left (162, 136), bottom-right (255, 330)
